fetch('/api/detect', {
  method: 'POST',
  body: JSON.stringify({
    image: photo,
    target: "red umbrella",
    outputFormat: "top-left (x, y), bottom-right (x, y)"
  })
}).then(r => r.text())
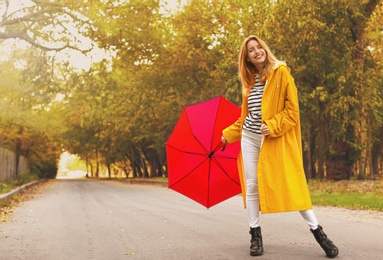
top-left (166, 96), bottom-right (241, 208)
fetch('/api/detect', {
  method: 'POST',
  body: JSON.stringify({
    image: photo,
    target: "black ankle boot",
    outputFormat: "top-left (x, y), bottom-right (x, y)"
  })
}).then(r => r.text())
top-left (249, 227), bottom-right (263, 256)
top-left (311, 225), bottom-right (339, 258)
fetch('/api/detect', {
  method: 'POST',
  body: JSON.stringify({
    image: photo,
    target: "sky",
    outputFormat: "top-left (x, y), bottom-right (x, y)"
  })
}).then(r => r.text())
top-left (0, 0), bottom-right (187, 71)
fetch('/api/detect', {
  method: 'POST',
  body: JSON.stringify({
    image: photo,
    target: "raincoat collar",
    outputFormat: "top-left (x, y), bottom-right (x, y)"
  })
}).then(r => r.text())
top-left (266, 62), bottom-right (287, 81)
top-left (264, 61), bottom-right (288, 91)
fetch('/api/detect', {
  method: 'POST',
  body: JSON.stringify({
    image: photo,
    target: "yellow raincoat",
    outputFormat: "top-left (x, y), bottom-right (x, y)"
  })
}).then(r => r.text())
top-left (223, 63), bottom-right (312, 213)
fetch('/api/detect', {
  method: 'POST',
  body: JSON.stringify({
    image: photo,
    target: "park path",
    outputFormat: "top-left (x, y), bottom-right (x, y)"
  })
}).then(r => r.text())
top-left (1, 179), bottom-right (382, 260)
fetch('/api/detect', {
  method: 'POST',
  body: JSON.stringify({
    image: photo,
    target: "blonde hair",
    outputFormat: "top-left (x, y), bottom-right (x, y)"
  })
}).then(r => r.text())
top-left (238, 35), bottom-right (280, 95)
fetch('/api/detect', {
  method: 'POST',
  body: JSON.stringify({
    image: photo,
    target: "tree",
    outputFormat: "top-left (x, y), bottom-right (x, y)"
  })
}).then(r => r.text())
top-left (365, 2), bottom-right (383, 177)
top-left (0, 48), bottom-right (65, 178)
top-left (263, 0), bottom-right (382, 180)
top-left (0, 0), bottom-right (91, 52)
top-left (348, 0), bottom-right (381, 179)
top-left (2, 0), bottom-right (382, 181)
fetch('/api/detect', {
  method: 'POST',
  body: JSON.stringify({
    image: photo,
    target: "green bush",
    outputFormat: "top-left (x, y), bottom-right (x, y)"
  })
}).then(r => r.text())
top-left (0, 183), bottom-right (10, 194)
top-left (0, 171), bottom-right (38, 194)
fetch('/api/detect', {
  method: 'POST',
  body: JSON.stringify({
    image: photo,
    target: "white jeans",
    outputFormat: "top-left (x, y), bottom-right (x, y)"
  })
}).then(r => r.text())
top-left (241, 129), bottom-right (319, 230)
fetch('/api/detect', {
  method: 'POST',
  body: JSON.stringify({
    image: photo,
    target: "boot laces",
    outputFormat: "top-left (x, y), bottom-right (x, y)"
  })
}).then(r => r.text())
top-left (251, 237), bottom-right (262, 248)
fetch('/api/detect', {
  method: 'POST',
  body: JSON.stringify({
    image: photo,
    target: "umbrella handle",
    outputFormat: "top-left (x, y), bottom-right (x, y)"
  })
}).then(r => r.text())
top-left (221, 142), bottom-right (227, 151)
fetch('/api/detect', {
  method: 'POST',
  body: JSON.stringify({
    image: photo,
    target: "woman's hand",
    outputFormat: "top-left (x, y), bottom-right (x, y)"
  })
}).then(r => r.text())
top-left (260, 123), bottom-right (270, 136)
top-left (220, 135), bottom-right (227, 151)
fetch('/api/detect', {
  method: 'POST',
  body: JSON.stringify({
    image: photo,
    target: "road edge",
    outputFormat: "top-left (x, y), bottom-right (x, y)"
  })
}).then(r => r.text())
top-left (115, 178), bottom-right (168, 188)
top-left (0, 179), bottom-right (47, 200)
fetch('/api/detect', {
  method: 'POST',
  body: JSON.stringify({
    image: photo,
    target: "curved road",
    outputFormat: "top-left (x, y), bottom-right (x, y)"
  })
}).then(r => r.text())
top-left (1, 179), bottom-right (382, 259)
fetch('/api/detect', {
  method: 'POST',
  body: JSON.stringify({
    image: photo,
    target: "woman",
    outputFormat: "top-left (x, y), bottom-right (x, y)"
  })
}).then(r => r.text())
top-left (221, 35), bottom-right (339, 258)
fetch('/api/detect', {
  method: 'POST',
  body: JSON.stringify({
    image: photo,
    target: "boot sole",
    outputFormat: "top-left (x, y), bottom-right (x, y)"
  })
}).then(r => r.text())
top-left (250, 251), bottom-right (264, 256)
top-left (326, 248), bottom-right (339, 258)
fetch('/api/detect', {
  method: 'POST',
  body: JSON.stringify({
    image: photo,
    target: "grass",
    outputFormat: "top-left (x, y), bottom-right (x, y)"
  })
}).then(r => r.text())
top-left (122, 176), bottom-right (383, 211)
top-left (0, 173), bottom-right (41, 222)
top-left (116, 176), bottom-right (383, 211)
top-left (0, 179), bottom-right (47, 222)
top-left (308, 179), bottom-right (383, 211)
top-left (0, 173), bottom-right (38, 194)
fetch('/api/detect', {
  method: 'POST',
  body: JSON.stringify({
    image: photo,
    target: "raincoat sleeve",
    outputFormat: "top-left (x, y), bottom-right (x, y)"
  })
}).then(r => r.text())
top-left (264, 67), bottom-right (299, 137)
top-left (222, 117), bottom-right (242, 144)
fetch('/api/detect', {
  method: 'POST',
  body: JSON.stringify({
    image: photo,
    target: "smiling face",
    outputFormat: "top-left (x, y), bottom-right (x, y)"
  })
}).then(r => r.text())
top-left (246, 39), bottom-right (266, 71)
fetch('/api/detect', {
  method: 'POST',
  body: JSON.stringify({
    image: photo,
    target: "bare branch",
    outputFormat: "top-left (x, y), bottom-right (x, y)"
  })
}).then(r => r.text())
top-left (0, 9), bottom-right (47, 27)
top-left (0, 32), bottom-right (70, 51)
top-left (0, 1), bottom-right (93, 53)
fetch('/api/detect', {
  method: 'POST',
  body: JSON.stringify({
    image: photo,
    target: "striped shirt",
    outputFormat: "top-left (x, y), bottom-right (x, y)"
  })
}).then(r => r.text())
top-left (243, 75), bottom-right (265, 134)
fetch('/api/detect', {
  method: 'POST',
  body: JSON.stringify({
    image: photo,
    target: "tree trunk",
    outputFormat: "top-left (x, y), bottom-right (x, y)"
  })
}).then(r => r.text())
top-left (95, 149), bottom-right (99, 178)
top-left (88, 158), bottom-right (94, 177)
top-left (356, 30), bottom-right (367, 179)
top-left (15, 126), bottom-right (24, 178)
top-left (85, 155), bottom-right (90, 177)
top-left (15, 139), bottom-right (21, 178)
top-left (351, 0), bottom-right (380, 179)
top-left (141, 154), bottom-right (149, 178)
top-left (303, 129), bottom-right (312, 180)
top-left (326, 138), bottom-right (352, 180)
top-left (371, 126), bottom-right (383, 177)
top-left (317, 124), bottom-right (325, 179)
top-left (366, 116), bottom-right (373, 179)
top-left (310, 128), bottom-right (317, 179)
top-left (107, 163), bottom-right (111, 178)
top-left (128, 142), bottom-right (136, 177)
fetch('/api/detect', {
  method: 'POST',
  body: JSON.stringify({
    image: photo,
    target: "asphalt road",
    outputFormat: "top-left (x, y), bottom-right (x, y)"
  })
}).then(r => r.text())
top-left (0, 179), bottom-right (382, 260)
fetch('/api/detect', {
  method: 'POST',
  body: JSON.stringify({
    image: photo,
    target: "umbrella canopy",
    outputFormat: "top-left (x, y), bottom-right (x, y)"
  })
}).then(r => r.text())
top-left (166, 96), bottom-right (241, 208)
